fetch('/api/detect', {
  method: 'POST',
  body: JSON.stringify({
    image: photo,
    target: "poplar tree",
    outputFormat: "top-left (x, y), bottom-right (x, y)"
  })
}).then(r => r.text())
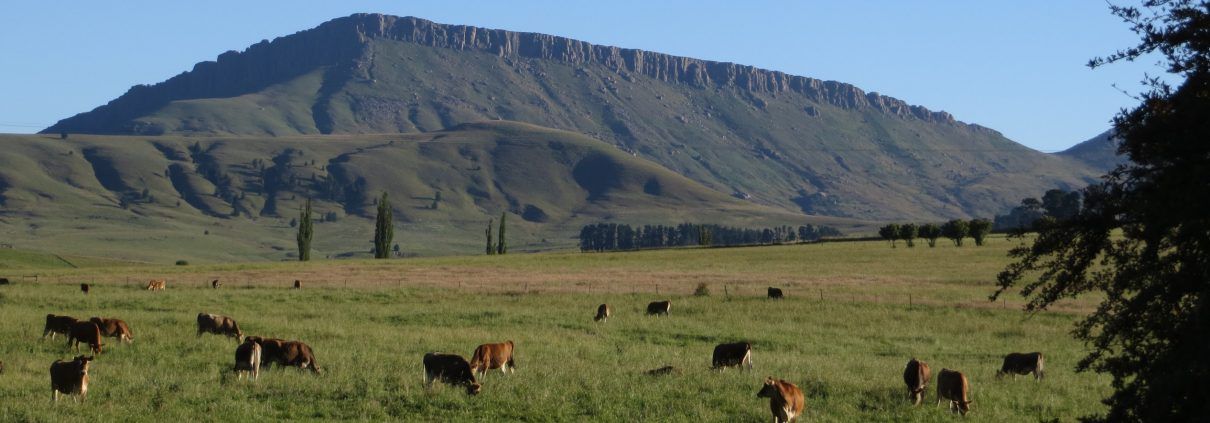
top-left (485, 218), bottom-right (495, 255)
top-left (373, 192), bottom-right (393, 259)
top-left (496, 212), bottom-right (507, 255)
top-left (296, 198), bottom-right (313, 261)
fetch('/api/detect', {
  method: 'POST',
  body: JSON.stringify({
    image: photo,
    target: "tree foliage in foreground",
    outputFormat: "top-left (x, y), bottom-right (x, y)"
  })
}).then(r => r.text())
top-left (996, 2), bottom-right (1210, 420)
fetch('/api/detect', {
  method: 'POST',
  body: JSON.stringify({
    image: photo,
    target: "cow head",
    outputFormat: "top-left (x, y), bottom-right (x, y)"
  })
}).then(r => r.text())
top-left (466, 382), bottom-right (481, 396)
top-left (74, 355), bottom-right (94, 375)
top-left (756, 377), bottom-right (778, 398)
top-left (956, 399), bottom-right (973, 415)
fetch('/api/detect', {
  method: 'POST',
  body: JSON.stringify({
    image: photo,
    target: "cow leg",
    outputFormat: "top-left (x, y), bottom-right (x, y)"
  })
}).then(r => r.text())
top-left (52, 389), bottom-right (58, 402)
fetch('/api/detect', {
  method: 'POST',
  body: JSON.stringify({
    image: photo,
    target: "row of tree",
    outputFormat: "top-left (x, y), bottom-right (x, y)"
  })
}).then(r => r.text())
top-left (877, 219), bottom-right (992, 247)
top-left (578, 223), bottom-right (841, 252)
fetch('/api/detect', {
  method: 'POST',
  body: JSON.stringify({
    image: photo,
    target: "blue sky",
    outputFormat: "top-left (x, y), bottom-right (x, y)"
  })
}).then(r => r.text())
top-left (0, 1), bottom-right (1164, 151)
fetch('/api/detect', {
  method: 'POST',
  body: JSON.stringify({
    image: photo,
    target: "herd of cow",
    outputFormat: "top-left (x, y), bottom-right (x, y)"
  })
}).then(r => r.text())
top-left (15, 279), bottom-right (1048, 421)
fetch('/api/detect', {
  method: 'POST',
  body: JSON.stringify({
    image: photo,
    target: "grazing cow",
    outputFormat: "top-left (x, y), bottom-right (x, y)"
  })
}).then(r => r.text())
top-left (423, 352), bottom-right (481, 395)
top-left (470, 341), bottom-right (516, 377)
top-left (903, 358), bottom-right (932, 405)
top-left (43, 314), bottom-right (79, 340)
top-left (50, 355), bottom-right (94, 401)
top-left (0, 277), bottom-right (9, 285)
top-left (89, 317), bottom-right (133, 344)
top-left (80, 283), bottom-right (90, 295)
top-left (997, 352), bottom-right (1045, 380)
top-left (196, 313), bottom-right (243, 341)
top-left (146, 279), bottom-right (166, 291)
top-left (757, 377), bottom-right (805, 423)
top-left (246, 337), bottom-right (320, 373)
top-left (712, 342), bottom-right (754, 371)
top-left (645, 365), bottom-right (680, 376)
top-left (594, 304), bottom-right (611, 322)
top-left (646, 300), bottom-right (671, 316)
top-left (67, 321), bottom-right (102, 355)
top-left (768, 287), bottom-right (785, 299)
top-left (293, 280), bottom-right (302, 289)
top-left (936, 368), bottom-right (972, 415)
top-left (211, 279), bottom-right (221, 289)
top-left (233, 339), bottom-right (261, 380)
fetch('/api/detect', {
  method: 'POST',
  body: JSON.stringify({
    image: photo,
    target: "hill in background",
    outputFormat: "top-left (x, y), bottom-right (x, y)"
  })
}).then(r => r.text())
top-left (1057, 130), bottom-right (1126, 171)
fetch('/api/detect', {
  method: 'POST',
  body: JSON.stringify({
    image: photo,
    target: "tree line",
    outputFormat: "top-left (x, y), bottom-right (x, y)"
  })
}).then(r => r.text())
top-left (877, 219), bottom-right (992, 247)
top-left (993, 188), bottom-right (1081, 232)
top-left (578, 223), bottom-right (841, 252)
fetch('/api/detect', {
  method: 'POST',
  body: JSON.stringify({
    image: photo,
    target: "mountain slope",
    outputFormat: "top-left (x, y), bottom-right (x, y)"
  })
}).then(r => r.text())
top-left (2, 121), bottom-right (853, 262)
top-left (44, 13), bottom-right (1103, 220)
top-left (1057, 130), bottom-right (1125, 172)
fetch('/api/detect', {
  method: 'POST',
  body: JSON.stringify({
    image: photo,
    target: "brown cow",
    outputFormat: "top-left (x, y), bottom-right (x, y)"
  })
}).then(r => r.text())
top-left (50, 355), bottom-right (94, 401)
top-left (594, 304), bottom-right (611, 322)
top-left (423, 352), bottom-right (481, 395)
top-left (80, 283), bottom-right (90, 295)
top-left (293, 280), bottom-right (302, 289)
top-left (470, 341), bottom-right (516, 377)
top-left (146, 279), bottom-right (166, 291)
top-left (89, 317), bottom-right (133, 344)
top-left (646, 300), bottom-right (671, 316)
top-left (233, 339), bottom-right (261, 380)
top-left (712, 342), bottom-right (753, 371)
top-left (211, 279), bottom-right (222, 289)
top-left (67, 321), bottom-right (102, 355)
top-left (757, 377), bottom-right (806, 423)
top-left (997, 352), bottom-right (1045, 380)
top-left (768, 287), bottom-right (785, 299)
top-left (246, 336), bottom-right (320, 373)
top-left (936, 368), bottom-right (972, 415)
top-left (903, 358), bottom-right (932, 405)
top-left (197, 313), bottom-right (243, 341)
top-left (43, 314), bottom-right (79, 340)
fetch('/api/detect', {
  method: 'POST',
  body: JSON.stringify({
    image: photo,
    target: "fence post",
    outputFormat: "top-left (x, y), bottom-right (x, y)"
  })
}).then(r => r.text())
top-left (909, 294), bottom-right (913, 310)
top-left (724, 284), bottom-right (729, 298)
top-left (819, 289), bottom-right (823, 301)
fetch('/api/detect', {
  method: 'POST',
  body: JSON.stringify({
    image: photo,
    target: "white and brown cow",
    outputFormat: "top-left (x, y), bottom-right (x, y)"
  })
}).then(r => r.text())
top-left (89, 317), bottom-right (133, 344)
top-left (67, 321), bottom-right (103, 355)
top-left (712, 342), bottom-right (753, 371)
top-left (997, 352), bottom-right (1045, 380)
top-left (646, 300), bottom-right (671, 316)
top-left (470, 341), bottom-right (516, 377)
top-left (423, 352), bottom-right (481, 395)
top-left (936, 368), bottom-right (972, 415)
top-left (245, 336), bottom-right (321, 373)
top-left (757, 377), bottom-right (806, 423)
top-left (233, 339), bottom-right (261, 380)
top-left (50, 355), bottom-right (94, 402)
top-left (594, 304), bottom-right (611, 322)
top-left (903, 358), bottom-right (931, 405)
top-left (197, 313), bottom-right (243, 341)
top-left (146, 279), bottom-right (166, 291)
top-left (43, 314), bottom-right (79, 341)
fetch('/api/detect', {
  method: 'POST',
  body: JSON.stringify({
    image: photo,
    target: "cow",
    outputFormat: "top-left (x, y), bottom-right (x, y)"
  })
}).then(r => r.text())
top-left (903, 358), bottom-right (931, 405)
top-left (66, 321), bottom-right (102, 355)
top-left (80, 283), bottom-right (90, 295)
top-left (146, 279), bottom-right (166, 291)
top-left (712, 342), bottom-right (753, 371)
top-left (594, 304), bottom-right (611, 322)
top-left (211, 279), bottom-right (221, 289)
top-left (646, 300), bottom-right (671, 316)
top-left (50, 355), bottom-right (94, 402)
top-left (43, 314), bottom-right (79, 340)
top-left (0, 277), bottom-right (9, 285)
top-left (89, 317), bottom-right (133, 344)
top-left (997, 352), bottom-right (1045, 381)
top-left (197, 313), bottom-right (243, 341)
top-left (936, 368), bottom-right (972, 415)
top-left (423, 352), bottom-right (481, 395)
top-left (245, 337), bottom-right (320, 373)
top-left (470, 341), bottom-right (516, 377)
top-left (768, 287), bottom-right (785, 299)
top-left (757, 377), bottom-right (805, 423)
top-left (293, 280), bottom-right (302, 289)
top-left (233, 339), bottom-right (261, 380)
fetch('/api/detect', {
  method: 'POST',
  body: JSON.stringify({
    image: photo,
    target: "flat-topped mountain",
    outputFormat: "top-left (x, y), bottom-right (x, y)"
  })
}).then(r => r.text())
top-left (42, 13), bottom-right (1103, 220)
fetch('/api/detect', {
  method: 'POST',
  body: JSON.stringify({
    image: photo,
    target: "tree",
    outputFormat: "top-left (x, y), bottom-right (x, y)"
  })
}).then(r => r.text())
top-left (898, 223), bottom-right (918, 248)
top-left (878, 223), bottom-right (901, 247)
top-left (485, 218), bottom-right (495, 255)
top-left (496, 212), bottom-right (507, 255)
top-left (968, 218), bottom-right (992, 246)
top-left (996, 2), bottom-right (1210, 420)
top-left (918, 223), bottom-right (942, 247)
top-left (296, 198), bottom-right (313, 261)
top-left (373, 192), bottom-right (393, 259)
top-left (940, 219), bottom-right (968, 246)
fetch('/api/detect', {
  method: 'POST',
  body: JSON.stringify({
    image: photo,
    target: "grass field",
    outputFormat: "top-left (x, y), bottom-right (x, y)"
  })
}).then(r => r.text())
top-left (0, 236), bottom-right (1109, 421)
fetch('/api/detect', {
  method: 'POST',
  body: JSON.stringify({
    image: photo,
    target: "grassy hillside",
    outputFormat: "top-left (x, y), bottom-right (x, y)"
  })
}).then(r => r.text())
top-left (0, 122), bottom-right (857, 263)
top-left (44, 14), bottom-right (1104, 221)
top-left (0, 237), bottom-right (1107, 421)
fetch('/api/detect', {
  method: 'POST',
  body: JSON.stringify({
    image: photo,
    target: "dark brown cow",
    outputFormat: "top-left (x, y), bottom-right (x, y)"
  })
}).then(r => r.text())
top-left (50, 355), bottom-right (94, 401)
top-left (197, 313), bottom-right (243, 341)
top-left (67, 321), bottom-right (102, 355)
top-left (146, 279), bottom-right (166, 291)
top-left (80, 283), bottom-right (90, 295)
top-left (936, 368), bottom-right (971, 415)
top-left (43, 314), bottom-right (79, 340)
top-left (211, 279), bottom-right (222, 289)
top-left (646, 300), bottom-right (671, 316)
top-left (89, 317), bottom-right (133, 344)
top-left (245, 336), bottom-right (320, 373)
top-left (712, 342), bottom-right (753, 371)
top-left (594, 304), bottom-right (611, 322)
top-left (470, 341), bottom-right (516, 377)
top-left (233, 339), bottom-right (261, 380)
top-left (768, 287), bottom-right (785, 299)
top-left (997, 352), bottom-right (1045, 380)
top-left (423, 352), bottom-right (481, 395)
top-left (293, 280), bottom-right (302, 289)
top-left (903, 358), bottom-right (931, 405)
top-left (0, 277), bottom-right (10, 285)
top-left (757, 377), bottom-right (806, 423)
